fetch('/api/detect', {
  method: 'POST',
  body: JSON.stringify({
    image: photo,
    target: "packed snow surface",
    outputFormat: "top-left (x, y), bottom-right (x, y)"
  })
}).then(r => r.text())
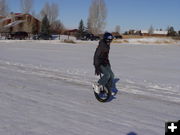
top-left (0, 41), bottom-right (179, 135)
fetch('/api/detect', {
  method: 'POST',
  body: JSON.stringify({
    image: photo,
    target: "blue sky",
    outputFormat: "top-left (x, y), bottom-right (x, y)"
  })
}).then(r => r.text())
top-left (7, 0), bottom-right (180, 32)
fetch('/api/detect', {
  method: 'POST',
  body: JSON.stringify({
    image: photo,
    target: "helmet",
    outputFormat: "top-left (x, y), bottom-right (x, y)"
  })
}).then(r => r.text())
top-left (103, 32), bottom-right (113, 41)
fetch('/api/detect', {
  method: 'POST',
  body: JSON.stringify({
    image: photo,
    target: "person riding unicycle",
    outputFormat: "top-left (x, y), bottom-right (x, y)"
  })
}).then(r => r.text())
top-left (93, 32), bottom-right (114, 94)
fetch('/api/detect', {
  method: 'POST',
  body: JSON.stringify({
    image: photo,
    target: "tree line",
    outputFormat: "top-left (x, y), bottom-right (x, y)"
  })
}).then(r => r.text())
top-left (123, 25), bottom-right (180, 37)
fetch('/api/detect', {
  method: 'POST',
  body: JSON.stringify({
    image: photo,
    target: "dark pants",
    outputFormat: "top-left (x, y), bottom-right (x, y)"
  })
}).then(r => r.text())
top-left (98, 65), bottom-right (114, 89)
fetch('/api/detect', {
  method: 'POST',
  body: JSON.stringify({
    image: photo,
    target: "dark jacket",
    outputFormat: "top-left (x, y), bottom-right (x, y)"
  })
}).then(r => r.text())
top-left (93, 39), bottom-right (110, 68)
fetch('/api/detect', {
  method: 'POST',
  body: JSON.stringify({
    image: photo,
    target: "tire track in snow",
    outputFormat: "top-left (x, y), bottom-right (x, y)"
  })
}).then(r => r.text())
top-left (0, 59), bottom-right (179, 104)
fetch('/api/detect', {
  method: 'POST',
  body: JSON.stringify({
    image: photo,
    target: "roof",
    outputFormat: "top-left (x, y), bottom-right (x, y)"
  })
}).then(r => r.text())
top-left (66, 29), bottom-right (78, 32)
top-left (153, 31), bottom-right (168, 35)
top-left (14, 13), bottom-right (23, 16)
top-left (140, 30), bottom-right (149, 34)
top-left (0, 17), bottom-right (11, 23)
top-left (3, 20), bottom-right (25, 28)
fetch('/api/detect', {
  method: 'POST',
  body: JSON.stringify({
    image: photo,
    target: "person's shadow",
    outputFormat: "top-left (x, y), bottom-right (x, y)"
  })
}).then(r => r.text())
top-left (127, 132), bottom-right (137, 135)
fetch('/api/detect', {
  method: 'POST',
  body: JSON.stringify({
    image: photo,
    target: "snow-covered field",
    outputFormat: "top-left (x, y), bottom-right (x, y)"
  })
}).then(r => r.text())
top-left (0, 40), bottom-right (180, 135)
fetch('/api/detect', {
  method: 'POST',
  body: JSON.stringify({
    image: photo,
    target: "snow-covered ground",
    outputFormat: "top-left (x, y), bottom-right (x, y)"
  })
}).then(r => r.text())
top-left (0, 41), bottom-right (180, 135)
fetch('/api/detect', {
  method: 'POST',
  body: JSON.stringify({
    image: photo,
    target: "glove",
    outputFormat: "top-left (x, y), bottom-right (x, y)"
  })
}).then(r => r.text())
top-left (95, 66), bottom-right (101, 76)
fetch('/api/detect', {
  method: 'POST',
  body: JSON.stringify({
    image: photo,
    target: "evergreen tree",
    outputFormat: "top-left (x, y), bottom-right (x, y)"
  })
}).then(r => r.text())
top-left (41, 15), bottom-right (50, 34)
top-left (77, 19), bottom-right (85, 39)
top-left (79, 19), bottom-right (85, 33)
top-left (167, 26), bottom-right (177, 36)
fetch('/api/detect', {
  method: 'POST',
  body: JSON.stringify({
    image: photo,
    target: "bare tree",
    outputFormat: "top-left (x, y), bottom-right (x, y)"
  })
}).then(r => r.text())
top-left (31, 10), bottom-right (38, 18)
top-left (50, 20), bottom-right (64, 34)
top-left (40, 2), bottom-right (59, 25)
top-left (20, 0), bottom-right (33, 14)
top-left (88, 0), bottom-right (107, 34)
top-left (0, 0), bottom-right (8, 16)
top-left (148, 25), bottom-right (154, 35)
top-left (115, 25), bottom-right (121, 34)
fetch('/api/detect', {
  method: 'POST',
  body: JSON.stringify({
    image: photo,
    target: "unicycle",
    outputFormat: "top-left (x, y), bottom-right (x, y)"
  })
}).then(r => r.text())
top-left (93, 74), bottom-right (112, 102)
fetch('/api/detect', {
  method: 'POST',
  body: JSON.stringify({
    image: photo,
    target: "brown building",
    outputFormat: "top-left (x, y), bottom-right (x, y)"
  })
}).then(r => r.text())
top-left (64, 29), bottom-right (78, 36)
top-left (0, 13), bottom-right (40, 34)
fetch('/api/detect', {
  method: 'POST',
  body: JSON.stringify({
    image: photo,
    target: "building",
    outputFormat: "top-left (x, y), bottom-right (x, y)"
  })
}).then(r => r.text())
top-left (153, 30), bottom-right (168, 36)
top-left (64, 29), bottom-right (78, 36)
top-left (140, 30), bottom-right (168, 36)
top-left (140, 30), bottom-right (149, 36)
top-left (0, 13), bottom-right (40, 34)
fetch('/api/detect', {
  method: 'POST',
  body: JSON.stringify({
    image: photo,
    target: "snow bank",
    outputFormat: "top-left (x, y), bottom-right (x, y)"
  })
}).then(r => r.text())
top-left (113, 37), bottom-right (180, 45)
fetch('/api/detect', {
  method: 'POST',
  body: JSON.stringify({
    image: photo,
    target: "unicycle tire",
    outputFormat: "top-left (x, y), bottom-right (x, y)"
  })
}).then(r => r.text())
top-left (94, 86), bottom-right (111, 102)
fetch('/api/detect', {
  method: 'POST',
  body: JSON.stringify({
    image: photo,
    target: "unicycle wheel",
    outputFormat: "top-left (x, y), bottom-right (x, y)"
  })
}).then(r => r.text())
top-left (94, 86), bottom-right (111, 102)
